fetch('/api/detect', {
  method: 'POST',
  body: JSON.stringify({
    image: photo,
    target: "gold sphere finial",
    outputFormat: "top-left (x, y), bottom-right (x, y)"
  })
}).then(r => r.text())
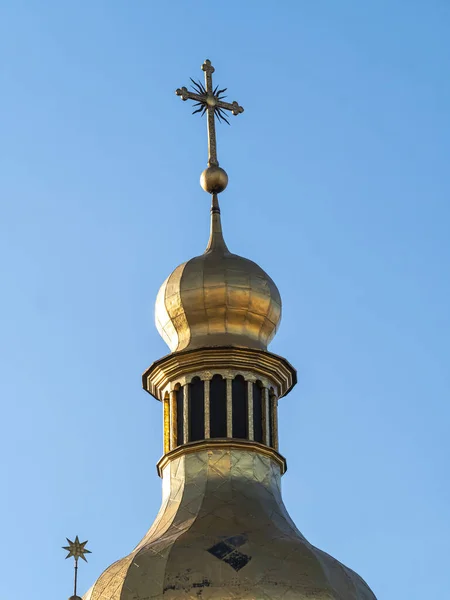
top-left (200, 166), bottom-right (228, 194)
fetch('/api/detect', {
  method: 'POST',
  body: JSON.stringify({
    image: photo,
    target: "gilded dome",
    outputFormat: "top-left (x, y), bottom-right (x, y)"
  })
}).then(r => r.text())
top-left (155, 196), bottom-right (281, 352)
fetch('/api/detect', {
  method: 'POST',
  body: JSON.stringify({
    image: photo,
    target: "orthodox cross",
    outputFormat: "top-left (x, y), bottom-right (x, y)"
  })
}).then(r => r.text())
top-left (63, 536), bottom-right (91, 599)
top-left (176, 59), bottom-right (244, 168)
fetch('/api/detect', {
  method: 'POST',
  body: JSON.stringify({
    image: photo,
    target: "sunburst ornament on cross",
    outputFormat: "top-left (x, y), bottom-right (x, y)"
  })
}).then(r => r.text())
top-left (63, 536), bottom-right (91, 600)
top-left (176, 59), bottom-right (244, 194)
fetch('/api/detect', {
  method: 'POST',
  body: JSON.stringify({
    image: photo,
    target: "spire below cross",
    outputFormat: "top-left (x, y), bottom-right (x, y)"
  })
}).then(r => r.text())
top-left (176, 59), bottom-right (244, 168)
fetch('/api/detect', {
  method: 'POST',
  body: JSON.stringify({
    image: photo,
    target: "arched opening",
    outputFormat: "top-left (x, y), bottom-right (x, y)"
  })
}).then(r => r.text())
top-left (252, 381), bottom-right (263, 443)
top-left (175, 384), bottom-right (184, 446)
top-left (268, 388), bottom-right (275, 448)
top-left (232, 375), bottom-right (248, 439)
top-left (189, 377), bottom-right (205, 442)
top-left (210, 374), bottom-right (227, 438)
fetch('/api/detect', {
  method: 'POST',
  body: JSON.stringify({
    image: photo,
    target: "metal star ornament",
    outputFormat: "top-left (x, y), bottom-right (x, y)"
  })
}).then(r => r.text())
top-left (63, 536), bottom-right (91, 562)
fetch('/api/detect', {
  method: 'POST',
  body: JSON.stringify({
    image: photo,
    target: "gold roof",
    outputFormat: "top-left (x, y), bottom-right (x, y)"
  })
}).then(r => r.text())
top-left (83, 447), bottom-right (376, 600)
top-left (155, 195), bottom-right (281, 352)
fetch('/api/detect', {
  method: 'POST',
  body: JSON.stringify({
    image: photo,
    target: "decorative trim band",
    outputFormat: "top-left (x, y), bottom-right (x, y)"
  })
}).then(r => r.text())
top-left (156, 438), bottom-right (288, 477)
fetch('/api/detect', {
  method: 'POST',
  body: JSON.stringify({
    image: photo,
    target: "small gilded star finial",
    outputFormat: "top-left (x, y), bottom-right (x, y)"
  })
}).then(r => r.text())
top-left (63, 536), bottom-right (91, 562)
top-left (63, 536), bottom-right (91, 598)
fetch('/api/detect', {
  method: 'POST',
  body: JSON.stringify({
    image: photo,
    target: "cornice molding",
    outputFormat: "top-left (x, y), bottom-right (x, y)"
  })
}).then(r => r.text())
top-left (142, 346), bottom-right (297, 401)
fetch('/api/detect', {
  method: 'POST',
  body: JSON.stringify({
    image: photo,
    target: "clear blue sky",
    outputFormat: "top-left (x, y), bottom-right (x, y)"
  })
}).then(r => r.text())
top-left (1, 2), bottom-right (449, 599)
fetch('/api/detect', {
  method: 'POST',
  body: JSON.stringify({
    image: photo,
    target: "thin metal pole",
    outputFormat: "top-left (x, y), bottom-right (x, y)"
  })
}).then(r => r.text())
top-left (74, 557), bottom-right (78, 596)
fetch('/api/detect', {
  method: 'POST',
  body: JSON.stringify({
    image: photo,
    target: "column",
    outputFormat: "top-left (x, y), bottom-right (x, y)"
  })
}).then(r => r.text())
top-left (247, 380), bottom-right (254, 441)
top-left (183, 383), bottom-right (189, 444)
top-left (226, 377), bottom-right (232, 438)
top-left (262, 387), bottom-right (270, 445)
top-left (169, 389), bottom-right (177, 450)
top-left (204, 378), bottom-right (211, 439)
top-left (272, 393), bottom-right (279, 451)
top-left (163, 395), bottom-right (170, 454)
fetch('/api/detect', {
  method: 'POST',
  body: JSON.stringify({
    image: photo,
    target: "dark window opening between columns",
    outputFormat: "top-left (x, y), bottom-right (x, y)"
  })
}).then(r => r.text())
top-left (252, 382), bottom-right (263, 443)
top-left (175, 385), bottom-right (184, 447)
top-left (189, 377), bottom-right (205, 442)
top-left (210, 374), bottom-right (227, 438)
top-left (232, 375), bottom-right (248, 439)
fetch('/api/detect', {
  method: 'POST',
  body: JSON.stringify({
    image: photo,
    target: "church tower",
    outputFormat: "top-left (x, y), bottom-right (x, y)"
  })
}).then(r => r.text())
top-left (82, 60), bottom-right (377, 600)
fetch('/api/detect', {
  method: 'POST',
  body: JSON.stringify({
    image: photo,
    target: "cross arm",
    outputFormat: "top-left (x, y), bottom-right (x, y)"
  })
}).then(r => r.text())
top-left (175, 87), bottom-right (204, 103)
top-left (216, 99), bottom-right (244, 116)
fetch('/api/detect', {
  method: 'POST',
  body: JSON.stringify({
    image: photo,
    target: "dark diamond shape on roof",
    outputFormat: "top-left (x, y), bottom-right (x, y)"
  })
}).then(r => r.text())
top-left (209, 541), bottom-right (234, 561)
top-left (225, 550), bottom-right (250, 571)
top-left (207, 535), bottom-right (251, 572)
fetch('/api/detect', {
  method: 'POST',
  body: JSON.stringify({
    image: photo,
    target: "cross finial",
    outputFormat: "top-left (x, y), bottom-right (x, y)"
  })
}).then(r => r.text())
top-left (201, 58), bottom-right (215, 77)
top-left (63, 536), bottom-right (91, 599)
top-left (176, 59), bottom-right (244, 194)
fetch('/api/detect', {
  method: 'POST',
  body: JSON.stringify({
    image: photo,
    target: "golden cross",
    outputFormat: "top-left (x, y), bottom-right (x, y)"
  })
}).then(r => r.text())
top-left (176, 59), bottom-right (244, 168)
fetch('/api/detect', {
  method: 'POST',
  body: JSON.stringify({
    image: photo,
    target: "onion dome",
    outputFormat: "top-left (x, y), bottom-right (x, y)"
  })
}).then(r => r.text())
top-left (155, 195), bottom-right (281, 353)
